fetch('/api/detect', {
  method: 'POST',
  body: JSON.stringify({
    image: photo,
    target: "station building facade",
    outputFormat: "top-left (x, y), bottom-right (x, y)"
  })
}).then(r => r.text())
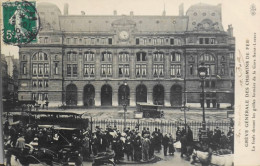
top-left (18, 3), bottom-right (235, 108)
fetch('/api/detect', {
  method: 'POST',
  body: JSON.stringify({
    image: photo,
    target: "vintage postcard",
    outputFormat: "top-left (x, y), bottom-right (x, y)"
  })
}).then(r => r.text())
top-left (0, 0), bottom-right (259, 165)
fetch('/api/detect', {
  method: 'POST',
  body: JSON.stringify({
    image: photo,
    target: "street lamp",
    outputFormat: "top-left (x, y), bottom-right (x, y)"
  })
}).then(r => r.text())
top-left (181, 105), bottom-right (189, 131)
top-left (123, 82), bottom-right (128, 130)
top-left (198, 63), bottom-right (208, 140)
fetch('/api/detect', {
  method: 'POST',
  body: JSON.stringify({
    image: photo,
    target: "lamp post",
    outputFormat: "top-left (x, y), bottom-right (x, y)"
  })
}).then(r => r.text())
top-left (123, 82), bottom-right (128, 130)
top-left (198, 63), bottom-right (208, 140)
top-left (181, 105), bottom-right (189, 130)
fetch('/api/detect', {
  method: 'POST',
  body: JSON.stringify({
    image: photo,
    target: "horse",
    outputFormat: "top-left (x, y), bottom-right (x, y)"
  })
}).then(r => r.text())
top-left (192, 149), bottom-right (234, 166)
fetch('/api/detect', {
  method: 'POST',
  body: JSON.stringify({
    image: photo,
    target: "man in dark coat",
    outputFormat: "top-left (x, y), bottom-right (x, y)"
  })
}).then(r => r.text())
top-left (186, 126), bottom-right (193, 145)
top-left (176, 127), bottom-right (182, 141)
top-left (142, 135), bottom-right (151, 161)
top-left (180, 134), bottom-right (187, 157)
top-left (162, 134), bottom-right (169, 156)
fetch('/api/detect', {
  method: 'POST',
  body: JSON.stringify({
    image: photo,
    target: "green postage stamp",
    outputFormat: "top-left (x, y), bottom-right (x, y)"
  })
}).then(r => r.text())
top-left (2, 1), bottom-right (39, 45)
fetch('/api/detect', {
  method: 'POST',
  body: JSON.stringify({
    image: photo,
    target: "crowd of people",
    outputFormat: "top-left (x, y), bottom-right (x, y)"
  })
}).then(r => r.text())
top-left (3, 118), bottom-right (234, 165)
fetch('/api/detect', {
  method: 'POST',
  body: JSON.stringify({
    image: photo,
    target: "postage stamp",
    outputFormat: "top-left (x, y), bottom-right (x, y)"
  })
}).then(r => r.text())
top-left (2, 1), bottom-right (39, 45)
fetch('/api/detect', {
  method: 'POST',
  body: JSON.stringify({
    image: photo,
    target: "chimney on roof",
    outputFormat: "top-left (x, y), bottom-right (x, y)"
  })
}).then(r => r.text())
top-left (81, 11), bottom-right (85, 15)
top-left (162, 3), bottom-right (166, 16)
top-left (179, 3), bottom-right (184, 16)
top-left (228, 24), bottom-right (233, 37)
top-left (114, 10), bottom-right (117, 16)
top-left (64, 3), bottom-right (69, 15)
top-left (130, 11), bottom-right (134, 16)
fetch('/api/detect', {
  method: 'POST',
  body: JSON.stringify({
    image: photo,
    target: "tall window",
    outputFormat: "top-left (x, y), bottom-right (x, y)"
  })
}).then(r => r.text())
top-left (220, 64), bottom-right (225, 75)
top-left (32, 80), bottom-right (37, 87)
top-left (205, 64), bottom-right (215, 76)
top-left (54, 63), bottom-right (58, 75)
top-left (199, 54), bottom-right (216, 76)
top-left (136, 52), bottom-right (147, 61)
top-left (153, 52), bottom-right (164, 62)
top-left (189, 64), bottom-right (193, 75)
top-left (67, 64), bottom-right (72, 76)
top-left (153, 64), bottom-right (164, 76)
top-left (170, 38), bottom-right (174, 45)
top-left (135, 64), bottom-right (146, 77)
top-left (44, 80), bottom-right (49, 87)
top-left (119, 52), bottom-right (129, 62)
top-left (23, 63), bottom-right (27, 74)
top-left (33, 64), bottom-right (37, 75)
top-left (32, 93), bottom-right (36, 100)
top-left (118, 64), bottom-right (130, 77)
top-left (170, 64), bottom-right (181, 77)
top-left (67, 51), bottom-right (77, 61)
top-left (101, 52), bottom-right (112, 61)
top-left (73, 64), bottom-right (77, 76)
top-left (101, 64), bottom-right (112, 76)
top-left (84, 64), bottom-right (95, 77)
top-left (136, 38), bottom-right (139, 45)
top-left (38, 80), bottom-right (43, 87)
top-left (44, 64), bottom-right (49, 75)
top-left (38, 64), bottom-right (43, 75)
top-left (171, 52), bottom-right (181, 61)
top-left (84, 51), bottom-right (95, 61)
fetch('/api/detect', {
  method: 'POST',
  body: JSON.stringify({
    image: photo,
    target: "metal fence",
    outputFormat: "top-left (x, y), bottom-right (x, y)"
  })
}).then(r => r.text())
top-left (91, 119), bottom-right (231, 141)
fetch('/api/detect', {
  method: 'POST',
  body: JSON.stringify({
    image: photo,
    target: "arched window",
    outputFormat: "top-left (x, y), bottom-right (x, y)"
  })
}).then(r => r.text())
top-left (119, 51), bottom-right (129, 62)
top-left (22, 55), bottom-right (26, 60)
top-left (199, 53), bottom-right (216, 76)
top-left (84, 51), bottom-right (95, 61)
top-left (199, 54), bottom-right (215, 62)
top-left (153, 51), bottom-right (164, 62)
top-left (32, 52), bottom-right (48, 61)
top-left (101, 51), bottom-right (112, 61)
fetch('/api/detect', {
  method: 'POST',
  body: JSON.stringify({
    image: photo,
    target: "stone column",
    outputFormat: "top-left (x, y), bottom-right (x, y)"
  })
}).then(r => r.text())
top-left (147, 86), bottom-right (153, 104)
top-left (95, 49), bottom-right (101, 79)
top-left (113, 50), bottom-right (118, 78)
top-left (165, 51), bottom-right (170, 79)
top-left (112, 91), bottom-right (118, 106)
top-left (147, 50), bottom-right (153, 79)
top-left (130, 91), bottom-right (136, 106)
top-left (164, 91), bottom-right (171, 106)
top-left (78, 51), bottom-right (83, 78)
top-left (95, 90), bottom-right (101, 106)
top-left (77, 90), bottom-right (83, 106)
top-left (130, 50), bottom-right (135, 79)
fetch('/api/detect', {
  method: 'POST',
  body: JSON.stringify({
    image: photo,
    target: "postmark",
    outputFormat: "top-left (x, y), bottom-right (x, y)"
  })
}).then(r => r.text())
top-left (2, 0), bottom-right (40, 45)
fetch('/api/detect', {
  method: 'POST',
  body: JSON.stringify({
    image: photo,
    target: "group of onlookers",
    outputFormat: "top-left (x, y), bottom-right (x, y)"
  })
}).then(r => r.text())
top-left (3, 118), bottom-right (234, 165)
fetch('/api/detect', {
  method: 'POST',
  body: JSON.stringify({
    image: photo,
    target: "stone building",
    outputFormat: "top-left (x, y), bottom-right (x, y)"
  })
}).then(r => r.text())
top-left (18, 3), bottom-right (235, 108)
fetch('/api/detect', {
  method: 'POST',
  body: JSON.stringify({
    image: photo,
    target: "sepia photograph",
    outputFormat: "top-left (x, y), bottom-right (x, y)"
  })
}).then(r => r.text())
top-left (0, 0), bottom-right (259, 165)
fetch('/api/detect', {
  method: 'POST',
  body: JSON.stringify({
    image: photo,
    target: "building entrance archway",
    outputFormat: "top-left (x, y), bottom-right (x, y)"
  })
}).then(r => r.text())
top-left (118, 84), bottom-right (130, 106)
top-left (153, 84), bottom-right (164, 105)
top-left (136, 84), bottom-right (147, 103)
top-left (101, 84), bottom-right (112, 106)
top-left (66, 84), bottom-right (77, 106)
top-left (170, 85), bottom-right (182, 106)
top-left (83, 84), bottom-right (95, 106)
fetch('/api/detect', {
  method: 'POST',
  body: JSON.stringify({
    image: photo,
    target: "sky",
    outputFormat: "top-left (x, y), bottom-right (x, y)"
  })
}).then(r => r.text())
top-left (2, 0), bottom-right (258, 58)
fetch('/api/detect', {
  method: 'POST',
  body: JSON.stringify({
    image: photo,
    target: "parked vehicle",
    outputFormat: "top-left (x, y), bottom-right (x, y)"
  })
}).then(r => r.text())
top-left (136, 102), bottom-right (164, 118)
